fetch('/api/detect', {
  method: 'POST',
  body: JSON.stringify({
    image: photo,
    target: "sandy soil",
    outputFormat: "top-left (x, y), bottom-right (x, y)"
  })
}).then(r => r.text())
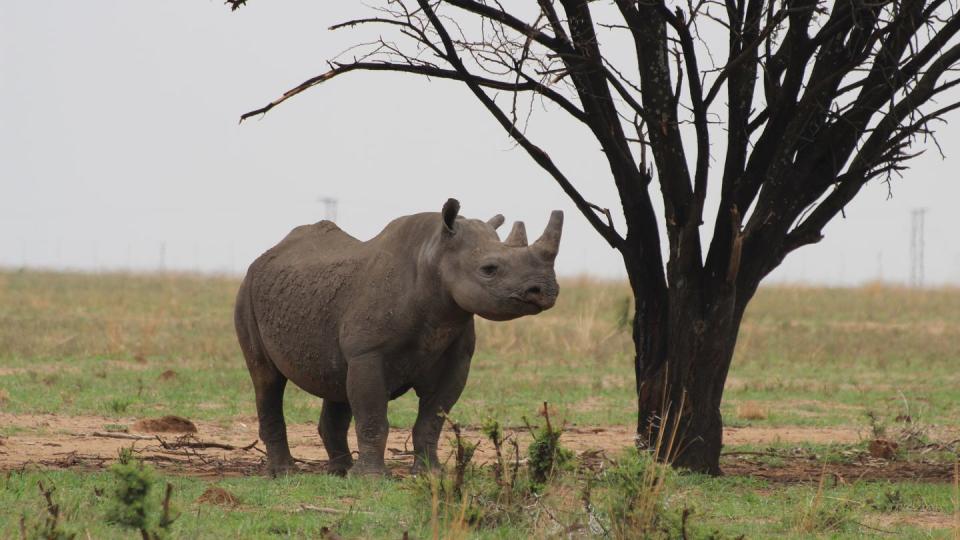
top-left (0, 413), bottom-right (955, 483)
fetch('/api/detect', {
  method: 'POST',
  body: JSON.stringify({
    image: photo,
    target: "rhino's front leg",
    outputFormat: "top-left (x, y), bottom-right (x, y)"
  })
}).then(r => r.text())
top-left (412, 328), bottom-right (474, 475)
top-left (346, 354), bottom-right (391, 477)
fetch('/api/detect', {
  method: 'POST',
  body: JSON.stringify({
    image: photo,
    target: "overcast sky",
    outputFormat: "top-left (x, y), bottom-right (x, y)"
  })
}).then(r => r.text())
top-left (2, 1), bottom-right (958, 285)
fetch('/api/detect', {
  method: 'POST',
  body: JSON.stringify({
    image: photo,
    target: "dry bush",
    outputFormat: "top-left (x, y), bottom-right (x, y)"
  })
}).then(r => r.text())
top-left (735, 401), bottom-right (768, 421)
top-left (792, 467), bottom-right (854, 535)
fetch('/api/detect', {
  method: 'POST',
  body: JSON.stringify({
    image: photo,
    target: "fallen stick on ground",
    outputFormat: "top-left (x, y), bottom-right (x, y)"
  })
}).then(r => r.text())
top-left (91, 432), bottom-right (154, 441)
top-left (156, 437), bottom-right (258, 451)
top-left (299, 504), bottom-right (373, 515)
top-left (91, 431), bottom-right (259, 452)
top-left (721, 451), bottom-right (800, 458)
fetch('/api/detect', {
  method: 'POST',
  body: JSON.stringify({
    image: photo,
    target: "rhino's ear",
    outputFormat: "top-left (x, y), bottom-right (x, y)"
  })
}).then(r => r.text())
top-left (487, 214), bottom-right (505, 230)
top-left (442, 198), bottom-right (461, 234)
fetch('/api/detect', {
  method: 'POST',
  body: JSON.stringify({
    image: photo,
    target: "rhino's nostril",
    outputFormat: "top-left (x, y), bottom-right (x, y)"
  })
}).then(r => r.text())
top-left (525, 285), bottom-right (542, 297)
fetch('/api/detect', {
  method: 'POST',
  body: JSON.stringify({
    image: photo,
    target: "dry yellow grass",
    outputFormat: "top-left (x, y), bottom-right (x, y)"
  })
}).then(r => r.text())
top-left (475, 275), bottom-right (633, 363)
top-left (0, 271), bottom-right (637, 365)
top-left (5, 270), bottom-right (960, 367)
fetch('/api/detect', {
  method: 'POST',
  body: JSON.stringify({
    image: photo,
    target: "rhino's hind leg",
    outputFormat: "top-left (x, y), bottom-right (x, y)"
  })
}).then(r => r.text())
top-left (237, 329), bottom-right (294, 475)
top-left (250, 368), bottom-right (295, 477)
top-left (236, 279), bottom-right (295, 477)
top-left (318, 400), bottom-right (353, 476)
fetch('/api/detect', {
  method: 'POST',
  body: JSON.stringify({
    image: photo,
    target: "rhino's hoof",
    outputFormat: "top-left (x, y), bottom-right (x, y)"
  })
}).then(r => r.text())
top-left (410, 461), bottom-right (442, 476)
top-left (348, 461), bottom-right (391, 478)
top-left (326, 455), bottom-right (353, 477)
top-left (327, 464), bottom-right (351, 477)
top-left (267, 459), bottom-right (297, 478)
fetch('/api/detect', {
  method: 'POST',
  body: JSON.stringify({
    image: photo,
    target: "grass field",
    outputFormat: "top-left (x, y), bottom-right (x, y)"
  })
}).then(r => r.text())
top-left (1, 269), bottom-right (958, 538)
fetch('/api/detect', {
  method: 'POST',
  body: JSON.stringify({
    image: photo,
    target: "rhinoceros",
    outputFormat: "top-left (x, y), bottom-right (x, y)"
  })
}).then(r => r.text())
top-left (234, 199), bottom-right (563, 476)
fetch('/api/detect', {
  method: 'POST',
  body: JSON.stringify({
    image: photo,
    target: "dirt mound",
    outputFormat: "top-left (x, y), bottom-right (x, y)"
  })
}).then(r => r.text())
top-left (158, 370), bottom-right (178, 381)
top-left (197, 486), bottom-right (240, 506)
top-left (868, 438), bottom-right (899, 459)
top-left (132, 415), bottom-right (197, 433)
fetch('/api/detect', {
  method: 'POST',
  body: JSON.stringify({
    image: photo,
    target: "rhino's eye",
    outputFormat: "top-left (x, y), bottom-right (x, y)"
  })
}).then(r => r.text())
top-left (480, 264), bottom-right (499, 277)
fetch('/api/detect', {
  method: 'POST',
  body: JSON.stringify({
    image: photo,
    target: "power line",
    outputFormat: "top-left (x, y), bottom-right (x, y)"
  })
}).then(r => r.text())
top-left (910, 208), bottom-right (927, 287)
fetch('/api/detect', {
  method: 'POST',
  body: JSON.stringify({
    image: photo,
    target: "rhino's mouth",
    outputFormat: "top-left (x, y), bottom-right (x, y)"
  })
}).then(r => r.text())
top-left (508, 295), bottom-right (546, 313)
top-left (476, 296), bottom-right (546, 321)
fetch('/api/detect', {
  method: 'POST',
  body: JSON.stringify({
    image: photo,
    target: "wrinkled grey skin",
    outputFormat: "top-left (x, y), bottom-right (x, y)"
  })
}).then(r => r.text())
top-left (235, 199), bottom-right (563, 477)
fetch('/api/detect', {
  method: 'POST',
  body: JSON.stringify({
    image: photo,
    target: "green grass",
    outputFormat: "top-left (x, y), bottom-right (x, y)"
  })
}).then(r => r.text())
top-left (3, 459), bottom-right (956, 539)
top-left (2, 270), bottom-right (959, 538)
top-left (4, 468), bottom-right (426, 539)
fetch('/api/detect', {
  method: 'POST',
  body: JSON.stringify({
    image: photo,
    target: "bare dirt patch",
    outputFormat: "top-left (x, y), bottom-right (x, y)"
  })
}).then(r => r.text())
top-left (0, 365), bottom-right (79, 377)
top-left (721, 455), bottom-right (954, 483)
top-left (0, 413), bottom-right (954, 483)
top-left (724, 425), bottom-right (861, 445)
top-left (868, 511), bottom-right (958, 531)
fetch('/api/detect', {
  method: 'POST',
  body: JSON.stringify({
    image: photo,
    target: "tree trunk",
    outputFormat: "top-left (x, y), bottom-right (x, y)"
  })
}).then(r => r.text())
top-left (627, 256), bottom-right (749, 475)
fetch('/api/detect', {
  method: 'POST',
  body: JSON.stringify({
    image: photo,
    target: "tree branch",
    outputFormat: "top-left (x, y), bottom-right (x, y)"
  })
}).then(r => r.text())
top-left (442, 0), bottom-right (572, 54)
top-left (660, 6), bottom-right (710, 227)
top-left (239, 61), bottom-right (586, 124)
top-left (414, 0), bottom-right (625, 249)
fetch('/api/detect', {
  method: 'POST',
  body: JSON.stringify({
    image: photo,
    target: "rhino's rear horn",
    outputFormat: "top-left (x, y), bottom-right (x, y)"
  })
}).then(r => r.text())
top-left (504, 221), bottom-right (528, 247)
top-left (532, 210), bottom-right (563, 261)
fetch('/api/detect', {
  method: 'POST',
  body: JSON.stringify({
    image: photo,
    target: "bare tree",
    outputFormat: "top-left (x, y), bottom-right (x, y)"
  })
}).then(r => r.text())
top-left (228, 0), bottom-right (960, 474)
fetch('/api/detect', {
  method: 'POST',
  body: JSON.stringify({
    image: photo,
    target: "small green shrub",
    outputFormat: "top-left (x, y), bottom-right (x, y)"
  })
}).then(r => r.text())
top-left (20, 481), bottom-right (76, 540)
top-left (105, 397), bottom-right (134, 414)
top-left (869, 489), bottom-right (905, 512)
top-left (790, 473), bottom-right (856, 535)
top-left (105, 453), bottom-right (177, 539)
top-left (526, 403), bottom-right (573, 489)
top-left (601, 450), bottom-right (673, 539)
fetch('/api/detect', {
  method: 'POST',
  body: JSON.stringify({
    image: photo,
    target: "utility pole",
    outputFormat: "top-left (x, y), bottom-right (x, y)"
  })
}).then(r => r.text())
top-left (910, 209), bottom-right (927, 288)
top-left (318, 196), bottom-right (339, 222)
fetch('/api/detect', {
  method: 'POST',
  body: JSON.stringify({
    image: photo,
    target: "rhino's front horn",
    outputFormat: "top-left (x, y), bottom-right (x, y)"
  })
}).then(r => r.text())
top-left (504, 221), bottom-right (528, 247)
top-left (532, 211), bottom-right (564, 261)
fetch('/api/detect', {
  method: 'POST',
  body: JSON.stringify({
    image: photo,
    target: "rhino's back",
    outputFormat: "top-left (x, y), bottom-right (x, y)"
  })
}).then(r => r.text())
top-left (250, 220), bottom-right (364, 303)
top-left (246, 221), bottom-right (367, 398)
